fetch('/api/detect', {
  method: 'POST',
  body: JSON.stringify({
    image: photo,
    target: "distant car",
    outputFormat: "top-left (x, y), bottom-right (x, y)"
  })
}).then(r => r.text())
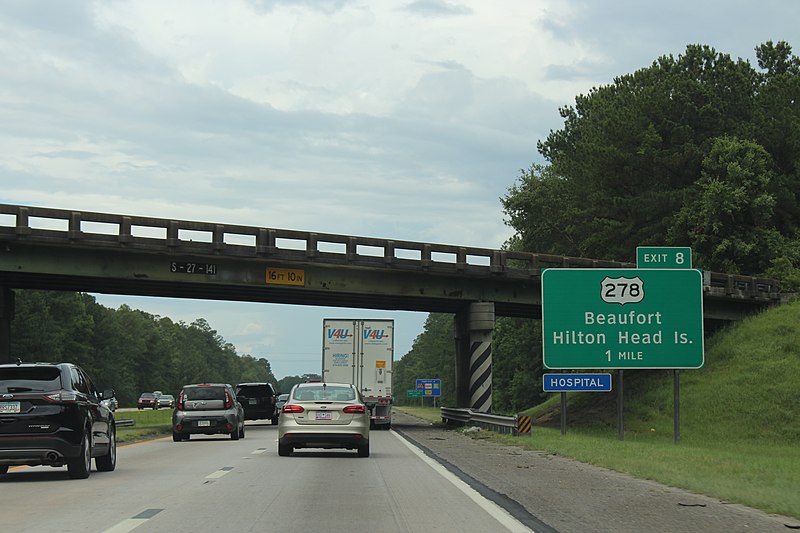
top-left (235, 382), bottom-right (278, 424)
top-left (0, 361), bottom-right (117, 479)
top-left (275, 393), bottom-right (289, 414)
top-left (172, 383), bottom-right (245, 442)
top-left (158, 394), bottom-right (175, 409)
top-left (137, 392), bottom-right (159, 410)
top-left (278, 382), bottom-right (370, 457)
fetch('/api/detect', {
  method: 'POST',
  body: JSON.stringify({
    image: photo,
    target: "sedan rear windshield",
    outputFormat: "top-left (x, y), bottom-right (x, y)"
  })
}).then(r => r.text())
top-left (293, 386), bottom-right (356, 402)
top-left (0, 367), bottom-right (63, 393)
top-left (184, 386), bottom-right (227, 401)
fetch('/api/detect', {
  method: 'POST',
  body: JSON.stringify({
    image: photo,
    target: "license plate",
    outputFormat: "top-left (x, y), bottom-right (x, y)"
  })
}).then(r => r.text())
top-left (315, 411), bottom-right (333, 420)
top-left (249, 399), bottom-right (256, 405)
top-left (0, 401), bottom-right (21, 414)
top-left (197, 420), bottom-right (211, 427)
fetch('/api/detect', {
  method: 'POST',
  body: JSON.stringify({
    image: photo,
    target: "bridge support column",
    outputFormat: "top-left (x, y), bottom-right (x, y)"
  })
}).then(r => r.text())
top-left (0, 288), bottom-right (13, 364)
top-left (453, 302), bottom-right (495, 412)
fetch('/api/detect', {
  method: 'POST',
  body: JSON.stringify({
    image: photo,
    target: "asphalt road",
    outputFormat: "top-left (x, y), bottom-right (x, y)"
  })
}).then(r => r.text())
top-left (1, 419), bottom-right (530, 533)
top-left (3, 412), bottom-right (797, 533)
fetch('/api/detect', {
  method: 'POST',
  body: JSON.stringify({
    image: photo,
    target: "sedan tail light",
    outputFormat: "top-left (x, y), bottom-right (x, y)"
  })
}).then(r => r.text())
top-left (343, 405), bottom-right (365, 414)
top-left (282, 404), bottom-right (305, 414)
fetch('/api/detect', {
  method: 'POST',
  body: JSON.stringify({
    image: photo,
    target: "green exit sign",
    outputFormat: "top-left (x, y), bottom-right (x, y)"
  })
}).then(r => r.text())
top-left (636, 246), bottom-right (692, 269)
top-left (542, 268), bottom-right (704, 369)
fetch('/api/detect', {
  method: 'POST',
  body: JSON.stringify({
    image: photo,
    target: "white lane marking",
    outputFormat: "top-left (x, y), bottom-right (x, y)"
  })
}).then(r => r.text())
top-left (251, 448), bottom-right (268, 454)
top-left (101, 518), bottom-right (150, 533)
top-left (392, 431), bottom-right (534, 533)
top-left (206, 466), bottom-right (234, 479)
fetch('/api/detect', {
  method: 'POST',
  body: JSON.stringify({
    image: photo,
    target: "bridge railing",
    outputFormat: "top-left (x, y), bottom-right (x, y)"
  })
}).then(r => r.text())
top-left (0, 204), bottom-right (780, 300)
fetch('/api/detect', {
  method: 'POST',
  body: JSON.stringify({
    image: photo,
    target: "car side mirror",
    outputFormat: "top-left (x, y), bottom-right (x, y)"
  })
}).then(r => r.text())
top-left (101, 389), bottom-right (115, 400)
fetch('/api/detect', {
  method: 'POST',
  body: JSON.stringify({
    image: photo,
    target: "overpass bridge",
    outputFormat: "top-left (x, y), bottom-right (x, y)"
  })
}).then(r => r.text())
top-left (0, 204), bottom-right (782, 411)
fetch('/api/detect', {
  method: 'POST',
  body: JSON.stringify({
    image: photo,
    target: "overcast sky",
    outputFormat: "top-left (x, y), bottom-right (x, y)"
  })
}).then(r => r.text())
top-left (1, 1), bottom-right (797, 379)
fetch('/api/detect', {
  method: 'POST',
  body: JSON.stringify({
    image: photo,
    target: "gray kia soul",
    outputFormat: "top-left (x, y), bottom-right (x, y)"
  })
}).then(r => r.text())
top-left (172, 383), bottom-right (245, 442)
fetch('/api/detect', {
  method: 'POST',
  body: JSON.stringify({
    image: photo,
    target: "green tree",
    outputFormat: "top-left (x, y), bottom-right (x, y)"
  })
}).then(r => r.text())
top-left (394, 314), bottom-right (455, 406)
top-left (503, 42), bottom-right (800, 277)
top-left (670, 136), bottom-right (788, 273)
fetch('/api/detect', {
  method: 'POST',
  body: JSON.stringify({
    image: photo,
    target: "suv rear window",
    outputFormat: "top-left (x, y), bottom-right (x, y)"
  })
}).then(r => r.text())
top-left (0, 367), bottom-right (62, 393)
top-left (184, 386), bottom-right (226, 401)
top-left (236, 384), bottom-right (273, 397)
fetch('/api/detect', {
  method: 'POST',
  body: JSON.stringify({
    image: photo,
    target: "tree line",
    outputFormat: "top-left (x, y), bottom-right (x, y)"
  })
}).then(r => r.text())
top-left (394, 41), bottom-right (800, 413)
top-left (9, 290), bottom-right (277, 406)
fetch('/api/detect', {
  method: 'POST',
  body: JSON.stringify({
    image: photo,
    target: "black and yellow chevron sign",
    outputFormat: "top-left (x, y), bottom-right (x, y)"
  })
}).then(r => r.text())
top-left (516, 415), bottom-right (532, 434)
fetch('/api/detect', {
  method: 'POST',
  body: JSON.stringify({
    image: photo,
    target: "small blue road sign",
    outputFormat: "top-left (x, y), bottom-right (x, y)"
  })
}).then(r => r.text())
top-left (543, 373), bottom-right (612, 392)
top-left (415, 378), bottom-right (442, 397)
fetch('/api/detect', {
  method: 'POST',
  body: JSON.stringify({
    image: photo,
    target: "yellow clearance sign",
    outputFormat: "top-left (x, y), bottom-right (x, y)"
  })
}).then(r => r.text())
top-left (266, 268), bottom-right (305, 286)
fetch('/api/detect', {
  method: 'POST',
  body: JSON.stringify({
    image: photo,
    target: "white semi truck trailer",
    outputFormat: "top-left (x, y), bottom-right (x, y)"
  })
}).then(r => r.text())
top-left (322, 319), bottom-right (394, 429)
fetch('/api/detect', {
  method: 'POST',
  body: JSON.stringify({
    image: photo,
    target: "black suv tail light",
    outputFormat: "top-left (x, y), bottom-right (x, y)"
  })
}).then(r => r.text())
top-left (44, 391), bottom-right (79, 403)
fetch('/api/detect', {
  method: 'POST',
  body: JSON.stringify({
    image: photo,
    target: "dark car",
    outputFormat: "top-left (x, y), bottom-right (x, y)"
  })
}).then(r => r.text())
top-left (172, 383), bottom-right (245, 441)
top-left (235, 382), bottom-right (278, 424)
top-left (0, 361), bottom-right (117, 479)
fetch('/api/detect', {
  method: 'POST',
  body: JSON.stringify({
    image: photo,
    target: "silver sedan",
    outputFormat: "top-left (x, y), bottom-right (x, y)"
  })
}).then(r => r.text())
top-left (277, 382), bottom-right (369, 457)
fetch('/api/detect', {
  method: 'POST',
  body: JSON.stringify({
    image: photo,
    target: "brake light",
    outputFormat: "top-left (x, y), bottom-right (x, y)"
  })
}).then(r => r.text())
top-left (282, 404), bottom-right (305, 413)
top-left (224, 389), bottom-right (233, 409)
top-left (343, 405), bottom-right (365, 414)
top-left (44, 391), bottom-right (78, 403)
top-left (177, 391), bottom-right (185, 410)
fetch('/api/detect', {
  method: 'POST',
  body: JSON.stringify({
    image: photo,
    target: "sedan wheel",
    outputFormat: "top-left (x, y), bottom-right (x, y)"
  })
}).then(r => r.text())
top-left (357, 442), bottom-right (370, 458)
top-left (278, 443), bottom-right (292, 457)
top-left (67, 431), bottom-right (92, 479)
top-left (0, 465), bottom-right (8, 475)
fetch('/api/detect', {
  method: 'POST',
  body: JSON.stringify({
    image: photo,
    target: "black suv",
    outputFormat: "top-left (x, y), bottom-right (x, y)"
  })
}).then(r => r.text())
top-left (0, 361), bottom-right (117, 479)
top-left (235, 382), bottom-right (278, 424)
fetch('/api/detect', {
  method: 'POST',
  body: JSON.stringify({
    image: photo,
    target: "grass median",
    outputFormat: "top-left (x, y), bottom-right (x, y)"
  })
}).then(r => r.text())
top-left (115, 409), bottom-right (172, 443)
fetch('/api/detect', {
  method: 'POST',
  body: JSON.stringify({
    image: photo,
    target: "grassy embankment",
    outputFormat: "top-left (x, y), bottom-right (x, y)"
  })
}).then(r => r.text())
top-left (116, 409), bottom-right (172, 443)
top-left (396, 298), bottom-right (800, 519)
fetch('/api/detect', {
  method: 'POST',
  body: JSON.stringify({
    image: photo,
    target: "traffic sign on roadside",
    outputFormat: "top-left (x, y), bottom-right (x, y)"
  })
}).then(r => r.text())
top-left (543, 373), bottom-right (612, 392)
top-left (542, 268), bottom-right (704, 369)
top-left (415, 379), bottom-right (441, 397)
top-left (406, 389), bottom-right (423, 397)
top-left (636, 247), bottom-right (692, 269)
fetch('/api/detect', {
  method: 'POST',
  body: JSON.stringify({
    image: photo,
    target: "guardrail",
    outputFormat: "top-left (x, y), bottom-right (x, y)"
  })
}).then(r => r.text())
top-left (0, 203), bottom-right (781, 299)
top-left (116, 419), bottom-right (136, 427)
top-left (441, 407), bottom-right (519, 434)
